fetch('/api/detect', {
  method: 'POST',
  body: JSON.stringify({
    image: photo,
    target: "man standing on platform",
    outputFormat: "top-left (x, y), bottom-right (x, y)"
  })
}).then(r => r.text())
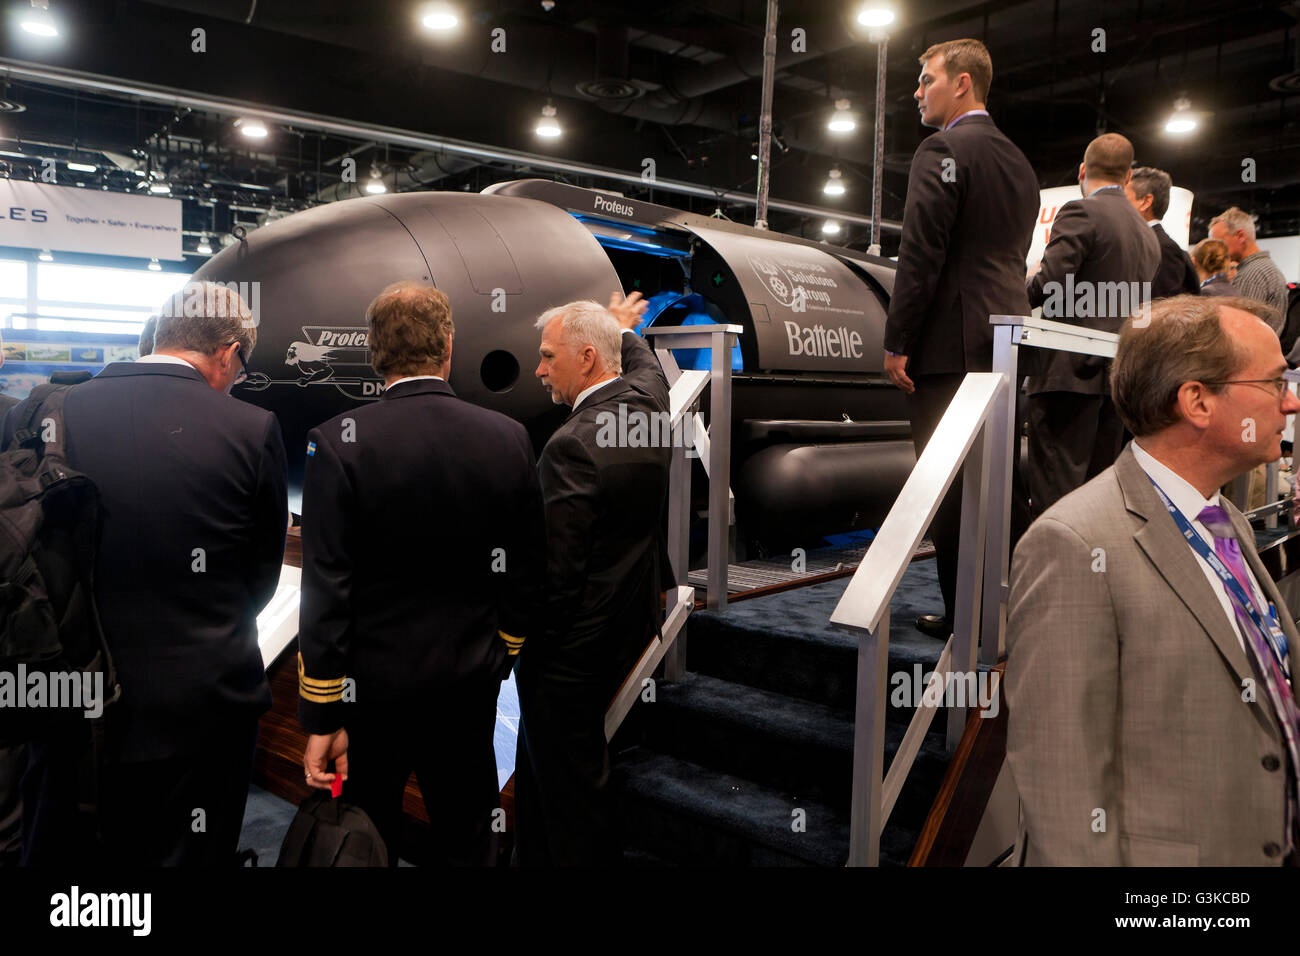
top-left (882, 37), bottom-right (1039, 639)
top-left (298, 282), bottom-right (545, 866)
top-left (1007, 296), bottom-right (1300, 865)
top-left (514, 292), bottom-right (671, 865)
top-left (1025, 133), bottom-right (1160, 516)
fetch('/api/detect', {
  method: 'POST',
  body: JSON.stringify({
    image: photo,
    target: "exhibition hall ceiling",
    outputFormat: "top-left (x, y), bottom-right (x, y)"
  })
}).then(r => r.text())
top-left (0, 0), bottom-right (1296, 259)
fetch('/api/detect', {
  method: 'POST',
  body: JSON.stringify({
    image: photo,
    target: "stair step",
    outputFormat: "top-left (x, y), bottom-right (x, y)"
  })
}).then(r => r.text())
top-left (645, 672), bottom-right (951, 812)
top-left (613, 748), bottom-right (934, 867)
top-left (684, 564), bottom-right (949, 710)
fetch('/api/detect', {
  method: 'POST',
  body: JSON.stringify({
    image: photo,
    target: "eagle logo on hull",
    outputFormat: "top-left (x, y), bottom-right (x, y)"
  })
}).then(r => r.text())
top-left (237, 326), bottom-right (385, 399)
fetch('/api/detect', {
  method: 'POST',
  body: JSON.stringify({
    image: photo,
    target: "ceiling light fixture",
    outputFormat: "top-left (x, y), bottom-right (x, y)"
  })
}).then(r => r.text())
top-left (37, 248), bottom-right (53, 261)
top-left (822, 220), bottom-right (841, 235)
top-left (1164, 96), bottom-right (1197, 134)
top-left (196, 236), bottom-right (213, 255)
top-left (235, 117), bottom-right (268, 139)
top-left (147, 258), bottom-right (161, 272)
top-left (421, 4), bottom-right (458, 30)
top-left (66, 160), bottom-right (97, 173)
top-left (828, 99), bottom-right (857, 134)
top-left (535, 102), bottom-right (561, 138)
top-left (823, 167), bottom-right (846, 196)
top-left (149, 182), bottom-right (171, 195)
top-left (365, 164), bottom-right (387, 194)
top-left (20, 0), bottom-right (58, 37)
top-left (856, 6), bottom-right (895, 28)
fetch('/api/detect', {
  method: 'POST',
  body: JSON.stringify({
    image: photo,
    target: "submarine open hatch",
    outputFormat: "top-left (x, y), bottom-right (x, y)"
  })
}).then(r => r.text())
top-left (193, 179), bottom-right (916, 559)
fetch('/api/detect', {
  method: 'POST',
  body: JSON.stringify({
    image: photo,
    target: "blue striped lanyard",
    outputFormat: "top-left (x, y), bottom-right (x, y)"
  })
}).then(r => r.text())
top-left (1148, 478), bottom-right (1291, 675)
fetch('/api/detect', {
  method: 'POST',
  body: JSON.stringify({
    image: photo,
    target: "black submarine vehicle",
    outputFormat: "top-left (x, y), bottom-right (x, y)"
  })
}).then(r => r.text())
top-left (193, 179), bottom-right (916, 557)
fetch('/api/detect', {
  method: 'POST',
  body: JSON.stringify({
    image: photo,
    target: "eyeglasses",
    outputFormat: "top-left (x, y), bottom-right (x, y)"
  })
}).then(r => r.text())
top-left (1202, 377), bottom-right (1291, 398)
top-left (231, 343), bottom-right (249, 385)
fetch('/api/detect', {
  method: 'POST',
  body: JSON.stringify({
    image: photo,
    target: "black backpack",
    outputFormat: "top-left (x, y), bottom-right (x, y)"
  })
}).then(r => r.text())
top-left (276, 790), bottom-right (390, 867)
top-left (0, 384), bottom-right (120, 746)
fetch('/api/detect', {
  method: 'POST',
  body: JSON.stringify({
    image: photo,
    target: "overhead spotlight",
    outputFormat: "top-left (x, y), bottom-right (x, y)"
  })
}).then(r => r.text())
top-left (235, 117), bottom-right (268, 139)
top-left (823, 167), bottom-right (846, 196)
top-left (196, 236), bottom-right (213, 255)
top-left (535, 102), bottom-right (561, 138)
top-left (856, 6), bottom-right (895, 27)
top-left (828, 99), bottom-right (857, 134)
top-left (420, 4), bottom-right (458, 30)
top-left (751, 152), bottom-right (759, 161)
top-left (147, 258), bottom-right (161, 272)
top-left (66, 160), bottom-right (97, 173)
top-left (20, 0), bottom-right (58, 37)
top-left (541, 0), bottom-right (555, 10)
top-left (37, 248), bottom-right (53, 261)
top-left (148, 182), bottom-right (171, 195)
top-left (822, 220), bottom-right (841, 235)
top-left (1164, 96), bottom-right (1197, 135)
top-left (365, 164), bottom-right (387, 194)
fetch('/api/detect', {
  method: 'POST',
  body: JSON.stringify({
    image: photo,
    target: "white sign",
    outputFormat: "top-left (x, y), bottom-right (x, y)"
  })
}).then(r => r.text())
top-left (0, 179), bottom-right (183, 261)
top-left (1029, 184), bottom-right (1194, 268)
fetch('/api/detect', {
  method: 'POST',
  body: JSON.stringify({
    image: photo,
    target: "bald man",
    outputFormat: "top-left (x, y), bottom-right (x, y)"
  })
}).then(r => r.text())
top-left (1025, 132), bottom-right (1160, 516)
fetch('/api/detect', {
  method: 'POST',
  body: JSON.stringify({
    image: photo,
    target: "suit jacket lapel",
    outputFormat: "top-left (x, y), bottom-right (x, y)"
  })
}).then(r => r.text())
top-left (1118, 448), bottom-right (1256, 686)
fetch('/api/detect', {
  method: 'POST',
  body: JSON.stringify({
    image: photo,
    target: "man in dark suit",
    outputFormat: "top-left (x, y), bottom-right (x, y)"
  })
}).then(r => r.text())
top-left (514, 292), bottom-right (671, 866)
top-left (1026, 133), bottom-right (1161, 516)
top-left (3, 281), bottom-right (287, 866)
top-left (1124, 166), bottom-right (1200, 299)
top-left (882, 37), bottom-right (1040, 638)
top-left (298, 282), bottom-right (545, 866)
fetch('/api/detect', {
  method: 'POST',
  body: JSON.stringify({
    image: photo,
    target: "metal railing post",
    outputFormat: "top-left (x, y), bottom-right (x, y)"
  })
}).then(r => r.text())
top-left (663, 420), bottom-right (693, 680)
top-left (949, 411), bottom-right (992, 750)
top-left (982, 319), bottom-right (1024, 665)
top-left (847, 606), bottom-right (888, 867)
top-left (707, 328), bottom-right (734, 610)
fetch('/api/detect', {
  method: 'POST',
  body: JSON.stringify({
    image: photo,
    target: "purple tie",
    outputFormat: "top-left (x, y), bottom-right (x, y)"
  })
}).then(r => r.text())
top-left (1199, 504), bottom-right (1300, 853)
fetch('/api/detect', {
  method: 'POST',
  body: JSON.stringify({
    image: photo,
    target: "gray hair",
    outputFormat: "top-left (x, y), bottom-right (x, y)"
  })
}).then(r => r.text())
top-left (1209, 206), bottom-right (1257, 242)
top-left (1129, 166), bottom-right (1172, 220)
top-left (154, 280), bottom-right (257, 357)
top-left (535, 300), bottom-right (622, 375)
top-left (1111, 295), bottom-right (1246, 437)
top-left (138, 314), bottom-right (158, 357)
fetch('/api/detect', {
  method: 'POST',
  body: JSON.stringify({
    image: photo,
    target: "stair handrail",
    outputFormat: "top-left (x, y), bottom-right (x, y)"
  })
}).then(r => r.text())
top-left (604, 324), bottom-right (741, 740)
top-left (831, 312), bottom-right (1126, 866)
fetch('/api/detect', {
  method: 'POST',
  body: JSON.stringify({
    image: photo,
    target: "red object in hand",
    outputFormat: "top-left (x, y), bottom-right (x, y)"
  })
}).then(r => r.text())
top-left (331, 774), bottom-right (343, 799)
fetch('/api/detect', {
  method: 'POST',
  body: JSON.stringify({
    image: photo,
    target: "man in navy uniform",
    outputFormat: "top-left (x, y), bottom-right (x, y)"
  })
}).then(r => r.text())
top-left (298, 282), bottom-right (545, 866)
top-left (514, 293), bottom-right (671, 865)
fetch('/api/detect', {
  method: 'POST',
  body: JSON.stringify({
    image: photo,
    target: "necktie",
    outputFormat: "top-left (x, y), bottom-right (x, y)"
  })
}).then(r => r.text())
top-left (1198, 504), bottom-right (1300, 852)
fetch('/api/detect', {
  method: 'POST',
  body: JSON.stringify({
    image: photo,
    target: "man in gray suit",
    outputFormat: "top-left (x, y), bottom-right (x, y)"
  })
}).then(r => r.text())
top-left (1025, 133), bottom-right (1160, 516)
top-left (1007, 294), bottom-right (1300, 865)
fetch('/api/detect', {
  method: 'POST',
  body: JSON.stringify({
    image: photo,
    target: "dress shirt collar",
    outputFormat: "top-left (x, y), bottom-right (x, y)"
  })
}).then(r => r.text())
top-left (943, 108), bottom-right (989, 131)
top-left (385, 374), bottom-right (444, 389)
top-left (1131, 439), bottom-right (1221, 523)
top-left (1087, 184), bottom-right (1124, 197)
top-left (137, 353), bottom-right (197, 370)
top-left (572, 376), bottom-right (620, 412)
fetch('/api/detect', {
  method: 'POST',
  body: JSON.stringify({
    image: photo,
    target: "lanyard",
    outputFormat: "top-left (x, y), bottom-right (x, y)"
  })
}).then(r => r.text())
top-left (1148, 477), bottom-right (1291, 674)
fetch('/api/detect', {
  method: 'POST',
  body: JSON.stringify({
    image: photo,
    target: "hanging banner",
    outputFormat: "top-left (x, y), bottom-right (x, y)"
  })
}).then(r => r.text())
top-left (0, 179), bottom-right (183, 261)
top-left (1029, 184), bottom-right (1194, 269)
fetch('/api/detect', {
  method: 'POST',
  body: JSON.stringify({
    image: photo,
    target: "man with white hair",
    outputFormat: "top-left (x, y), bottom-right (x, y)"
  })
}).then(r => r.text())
top-left (514, 292), bottom-right (671, 866)
top-left (1210, 207), bottom-right (1288, 330)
